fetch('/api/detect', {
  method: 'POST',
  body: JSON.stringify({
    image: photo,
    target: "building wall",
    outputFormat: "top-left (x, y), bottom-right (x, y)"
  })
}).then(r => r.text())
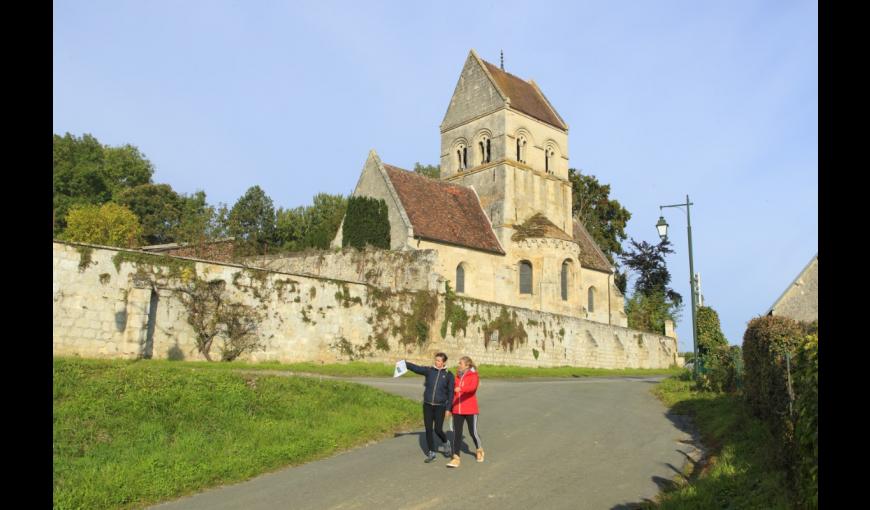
top-left (54, 241), bottom-right (676, 368)
top-left (770, 257), bottom-right (818, 323)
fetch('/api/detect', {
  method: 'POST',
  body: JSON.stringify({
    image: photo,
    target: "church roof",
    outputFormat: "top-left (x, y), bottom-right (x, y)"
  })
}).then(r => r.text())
top-left (382, 164), bottom-right (505, 255)
top-left (511, 213), bottom-right (574, 242)
top-left (481, 60), bottom-right (568, 131)
top-left (572, 219), bottom-right (613, 273)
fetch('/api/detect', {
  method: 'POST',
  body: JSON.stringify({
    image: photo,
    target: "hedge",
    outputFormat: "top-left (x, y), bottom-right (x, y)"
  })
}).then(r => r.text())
top-left (742, 315), bottom-right (818, 508)
top-left (794, 333), bottom-right (818, 508)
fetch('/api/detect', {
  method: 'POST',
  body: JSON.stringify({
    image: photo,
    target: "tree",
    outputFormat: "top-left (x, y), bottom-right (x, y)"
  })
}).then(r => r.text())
top-left (228, 186), bottom-right (276, 253)
top-left (115, 184), bottom-right (184, 245)
top-left (342, 196), bottom-right (390, 249)
top-left (625, 291), bottom-right (677, 336)
top-left (53, 133), bottom-right (155, 235)
top-left (275, 193), bottom-right (348, 251)
top-left (62, 202), bottom-right (143, 248)
top-left (275, 206), bottom-right (307, 251)
top-left (569, 169), bottom-right (631, 292)
top-left (301, 193), bottom-right (348, 249)
top-left (173, 191), bottom-right (223, 245)
top-left (413, 162), bottom-right (440, 179)
top-left (620, 238), bottom-right (682, 334)
top-left (174, 278), bottom-right (263, 362)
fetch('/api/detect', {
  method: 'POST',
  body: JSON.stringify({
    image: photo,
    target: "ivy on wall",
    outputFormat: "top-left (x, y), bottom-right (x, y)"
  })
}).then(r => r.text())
top-left (342, 196), bottom-right (390, 249)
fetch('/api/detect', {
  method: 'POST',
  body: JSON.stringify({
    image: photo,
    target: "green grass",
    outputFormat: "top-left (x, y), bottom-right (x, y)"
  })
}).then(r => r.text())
top-left (125, 359), bottom-right (682, 379)
top-left (53, 357), bottom-right (419, 510)
top-left (646, 373), bottom-right (795, 509)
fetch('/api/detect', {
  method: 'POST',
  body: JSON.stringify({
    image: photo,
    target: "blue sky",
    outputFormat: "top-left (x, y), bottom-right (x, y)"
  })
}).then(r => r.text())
top-left (53, 0), bottom-right (818, 351)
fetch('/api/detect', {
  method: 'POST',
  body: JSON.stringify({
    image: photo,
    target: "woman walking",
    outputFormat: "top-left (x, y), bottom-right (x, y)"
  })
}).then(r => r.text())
top-left (403, 353), bottom-right (455, 463)
top-left (447, 356), bottom-right (484, 468)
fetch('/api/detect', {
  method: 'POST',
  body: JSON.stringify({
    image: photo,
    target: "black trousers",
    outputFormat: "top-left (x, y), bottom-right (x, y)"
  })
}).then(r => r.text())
top-left (422, 402), bottom-right (448, 452)
top-left (451, 413), bottom-right (482, 456)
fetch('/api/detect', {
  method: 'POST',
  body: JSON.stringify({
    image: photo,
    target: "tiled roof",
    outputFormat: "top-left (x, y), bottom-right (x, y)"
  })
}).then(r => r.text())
top-left (382, 165), bottom-right (505, 255)
top-left (482, 60), bottom-right (567, 131)
top-left (511, 213), bottom-right (574, 242)
top-left (572, 219), bottom-right (613, 273)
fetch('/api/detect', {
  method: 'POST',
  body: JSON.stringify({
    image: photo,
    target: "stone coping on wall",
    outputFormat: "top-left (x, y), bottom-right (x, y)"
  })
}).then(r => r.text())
top-left (451, 293), bottom-right (677, 340)
top-left (53, 240), bottom-right (378, 290)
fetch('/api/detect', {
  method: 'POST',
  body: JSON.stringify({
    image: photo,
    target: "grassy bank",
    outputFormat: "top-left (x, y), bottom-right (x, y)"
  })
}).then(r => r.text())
top-left (648, 375), bottom-right (795, 509)
top-left (126, 358), bottom-right (681, 379)
top-left (53, 358), bottom-right (419, 510)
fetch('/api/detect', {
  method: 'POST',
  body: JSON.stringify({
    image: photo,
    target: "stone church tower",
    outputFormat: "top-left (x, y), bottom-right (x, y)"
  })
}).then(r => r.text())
top-left (440, 49), bottom-right (572, 249)
top-left (334, 49), bottom-right (626, 326)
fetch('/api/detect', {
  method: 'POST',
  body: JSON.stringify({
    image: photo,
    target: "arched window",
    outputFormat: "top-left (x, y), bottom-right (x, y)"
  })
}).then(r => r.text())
top-left (516, 136), bottom-right (527, 163)
top-left (455, 143), bottom-right (468, 171)
top-left (486, 138), bottom-right (491, 162)
top-left (561, 260), bottom-right (570, 301)
top-left (545, 147), bottom-right (555, 174)
top-left (477, 135), bottom-right (491, 165)
top-left (587, 287), bottom-right (596, 313)
top-left (519, 260), bottom-right (533, 294)
top-left (456, 264), bottom-right (465, 294)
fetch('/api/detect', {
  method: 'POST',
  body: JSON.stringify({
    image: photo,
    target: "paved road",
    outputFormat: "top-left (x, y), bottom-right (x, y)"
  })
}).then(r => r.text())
top-left (150, 375), bottom-right (697, 510)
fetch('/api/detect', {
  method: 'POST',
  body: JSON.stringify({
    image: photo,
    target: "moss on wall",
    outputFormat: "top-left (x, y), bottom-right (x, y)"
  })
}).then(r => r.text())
top-left (483, 307), bottom-right (528, 352)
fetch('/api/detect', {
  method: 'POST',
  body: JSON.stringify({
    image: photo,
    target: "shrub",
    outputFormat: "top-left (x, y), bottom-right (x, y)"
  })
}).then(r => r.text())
top-left (697, 344), bottom-right (742, 393)
top-left (342, 196), bottom-right (390, 249)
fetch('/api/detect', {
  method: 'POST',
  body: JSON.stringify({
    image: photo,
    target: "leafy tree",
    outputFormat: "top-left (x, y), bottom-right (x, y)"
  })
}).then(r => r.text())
top-left (625, 291), bottom-right (680, 335)
top-left (173, 191), bottom-right (218, 244)
top-left (696, 305), bottom-right (729, 358)
top-left (62, 202), bottom-right (143, 248)
top-left (301, 193), bottom-right (348, 249)
top-left (101, 144), bottom-right (155, 196)
top-left (115, 184), bottom-right (184, 245)
top-left (275, 193), bottom-right (348, 251)
top-left (413, 162), bottom-right (440, 179)
top-left (53, 133), bottom-right (154, 235)
top-left (275, 206), bottom-right (307, 251)
top-left (620, 238), bottom-right (682, 334)
top-left (228, 186), bottom-right (276, 253)
top-left (569, 169), bottom-right (631, 292)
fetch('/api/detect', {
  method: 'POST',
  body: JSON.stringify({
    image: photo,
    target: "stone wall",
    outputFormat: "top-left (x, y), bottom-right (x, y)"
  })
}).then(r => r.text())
top-left (53, 241), bottom-right (678, 368)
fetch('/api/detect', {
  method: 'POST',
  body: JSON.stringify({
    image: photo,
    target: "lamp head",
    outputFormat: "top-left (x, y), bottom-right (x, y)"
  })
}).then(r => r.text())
top-left (656, 216), bottom-right (669, 240)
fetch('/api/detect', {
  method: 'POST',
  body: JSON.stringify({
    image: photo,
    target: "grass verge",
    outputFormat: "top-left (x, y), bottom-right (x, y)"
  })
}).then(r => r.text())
top-left (53, 357), bottom-right (418, 510)
top-left (646, 374), bottom-right (795, 509)
top-left (122, 358), bottom-right (682, 379)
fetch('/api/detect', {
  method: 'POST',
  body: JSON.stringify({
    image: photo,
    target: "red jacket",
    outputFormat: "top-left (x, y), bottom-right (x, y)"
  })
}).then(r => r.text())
top-left (451, 368), bottom-right (480, 415)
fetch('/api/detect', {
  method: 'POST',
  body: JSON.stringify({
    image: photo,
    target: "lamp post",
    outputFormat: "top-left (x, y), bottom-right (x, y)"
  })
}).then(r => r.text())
top-left (656, 195), bottom-right (699, 379)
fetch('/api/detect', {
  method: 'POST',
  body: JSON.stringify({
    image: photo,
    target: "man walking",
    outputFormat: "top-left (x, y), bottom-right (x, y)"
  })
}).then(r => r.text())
top-left (403, 353), bottom-right (454, 463)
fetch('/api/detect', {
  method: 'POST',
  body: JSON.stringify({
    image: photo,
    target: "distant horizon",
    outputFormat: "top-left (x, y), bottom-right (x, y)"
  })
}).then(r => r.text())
top-left (54, 1), bottom-right (818, 350)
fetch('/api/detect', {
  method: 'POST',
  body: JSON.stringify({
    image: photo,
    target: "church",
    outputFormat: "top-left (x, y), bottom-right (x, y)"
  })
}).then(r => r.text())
top-left (332, 50), bottom-right (627, 327)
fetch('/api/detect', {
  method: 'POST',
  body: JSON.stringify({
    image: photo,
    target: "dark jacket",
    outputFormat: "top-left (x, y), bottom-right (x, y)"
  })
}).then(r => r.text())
top-left (405, 361), bottom-right (455, 407)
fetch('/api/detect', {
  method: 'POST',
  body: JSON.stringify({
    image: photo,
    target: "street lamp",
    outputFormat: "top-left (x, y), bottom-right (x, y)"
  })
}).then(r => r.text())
top-left (657, 195), bottom-right (699, 379)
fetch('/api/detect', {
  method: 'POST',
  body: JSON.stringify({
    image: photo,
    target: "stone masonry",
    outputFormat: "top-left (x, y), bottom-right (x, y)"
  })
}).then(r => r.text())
top-left (54, 241), bottom-right (679, 368)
